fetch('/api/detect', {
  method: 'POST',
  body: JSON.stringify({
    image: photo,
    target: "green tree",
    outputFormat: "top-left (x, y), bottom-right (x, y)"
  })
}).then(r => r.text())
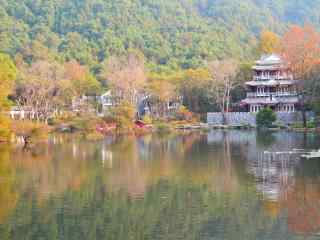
top-left (256, 108), bottom-right (277, 128)
top-left (0, 54), bottom-right (17, 142)
top-left (0, 54), bottom-right (17, 110)
top-left (1, 0), bottom-right (320, 71)
top-left (180, 68), bottom-right (211, 113)
top-left (146, 72), bottom-right (179, 118)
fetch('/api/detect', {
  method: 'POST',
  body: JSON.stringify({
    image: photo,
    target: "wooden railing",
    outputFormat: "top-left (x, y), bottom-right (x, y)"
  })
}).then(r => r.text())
top-left (253, 75), bottom-right (293, 81)
top-left (246, 92), bottom-right (298, 98)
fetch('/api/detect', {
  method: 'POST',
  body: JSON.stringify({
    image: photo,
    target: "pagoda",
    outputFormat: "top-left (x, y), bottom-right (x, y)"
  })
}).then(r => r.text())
top-left (242, 54), bottom-right (299, 113)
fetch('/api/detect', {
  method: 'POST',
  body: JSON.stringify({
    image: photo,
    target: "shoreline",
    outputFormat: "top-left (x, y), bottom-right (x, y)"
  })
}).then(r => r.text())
top-left (2, 121), bottom-right (319, 146)
top-left (174, 123), bottom-right (319, 132)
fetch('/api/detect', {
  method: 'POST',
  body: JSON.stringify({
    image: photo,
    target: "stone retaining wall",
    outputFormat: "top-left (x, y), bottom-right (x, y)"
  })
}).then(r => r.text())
top-left (207, 111), bottom-right (315, 126)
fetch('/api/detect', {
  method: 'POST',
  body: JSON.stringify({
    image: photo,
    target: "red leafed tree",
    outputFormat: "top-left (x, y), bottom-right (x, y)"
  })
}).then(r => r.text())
top-left (281, 25), bottom-right (320, 79)
top-left (280, 25), bottom-right (320, 127)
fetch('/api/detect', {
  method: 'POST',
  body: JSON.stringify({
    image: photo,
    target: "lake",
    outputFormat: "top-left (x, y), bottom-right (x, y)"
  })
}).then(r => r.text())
top-left (0, 130), bottom-right (320, 240)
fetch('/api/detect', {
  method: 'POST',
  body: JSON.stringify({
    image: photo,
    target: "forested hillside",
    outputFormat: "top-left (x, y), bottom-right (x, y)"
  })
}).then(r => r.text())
top-left (0, 0), bottom-right (319, 72)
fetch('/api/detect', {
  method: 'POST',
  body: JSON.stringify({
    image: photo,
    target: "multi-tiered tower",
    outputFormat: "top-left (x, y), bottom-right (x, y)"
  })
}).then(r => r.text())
top-left (242, 54), bottom-right (299, 113)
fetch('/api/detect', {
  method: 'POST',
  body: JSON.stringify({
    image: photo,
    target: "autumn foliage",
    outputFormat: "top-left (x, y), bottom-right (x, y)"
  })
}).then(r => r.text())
top-left (280, 25), bottom-right (320, 79)
top-left (0, 54), bottom-right (16, 110)
top-left (259, 30), bottom-right (280, 55)
top-left (0, 115), bottom-right (12, 142)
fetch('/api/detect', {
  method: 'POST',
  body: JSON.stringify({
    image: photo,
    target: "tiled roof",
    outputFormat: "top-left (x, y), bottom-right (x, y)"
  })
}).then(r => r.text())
top-left (253, 54), bottom-right (289, 70)
top-left (255, 54), bottom-right (283, 65)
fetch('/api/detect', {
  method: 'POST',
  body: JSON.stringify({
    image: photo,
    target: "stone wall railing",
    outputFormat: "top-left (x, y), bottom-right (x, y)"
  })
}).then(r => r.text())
top-left (207, 111), bottom-right (315, 126)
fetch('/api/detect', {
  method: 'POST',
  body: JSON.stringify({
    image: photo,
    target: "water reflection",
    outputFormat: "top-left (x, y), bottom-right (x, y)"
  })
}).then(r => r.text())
top-left (0, 145), bottom-right (18, 224)
top-left (0, 131), bottom-right (319, 239)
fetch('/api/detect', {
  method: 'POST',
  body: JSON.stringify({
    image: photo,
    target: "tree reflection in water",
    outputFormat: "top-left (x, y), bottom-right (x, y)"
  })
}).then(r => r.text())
top-left (0, 131), bottom-right (319, 239)
top-left (0, 145), bottom-right (18, 225)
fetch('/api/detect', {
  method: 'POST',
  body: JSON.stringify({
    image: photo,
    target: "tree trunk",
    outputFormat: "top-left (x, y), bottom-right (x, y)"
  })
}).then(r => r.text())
top-left (302, 108), bottom-right (307, 128)
top-left (221, 110), bottom-right (227, 125)
top-left (316, 117), bottom-right (320, 129)
top-left (22, 135), bottom-right (31, 150)
top-left (301, 93), bottom-right (307, 128)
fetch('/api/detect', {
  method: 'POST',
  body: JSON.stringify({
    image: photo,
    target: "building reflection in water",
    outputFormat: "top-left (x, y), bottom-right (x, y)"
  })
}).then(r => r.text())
top-left (249, 151), bottom-right (297, 201)
top-left (208, 130), bottom-right (320, 235)
top-left (208, 130), bottom-right (315, 202)
top-left (1, 131), bottom-right (320, 238)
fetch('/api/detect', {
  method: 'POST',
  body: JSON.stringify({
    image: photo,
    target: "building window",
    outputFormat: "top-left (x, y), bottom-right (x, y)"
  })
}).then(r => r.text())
top-left (257, 87), bottom-right (265, 95)
top-left (280, 104), bottom-right (295, 112)
top-left (250, 105), bottom-right (263, 113)
top-left (289, 104), bottom-right (295, 112)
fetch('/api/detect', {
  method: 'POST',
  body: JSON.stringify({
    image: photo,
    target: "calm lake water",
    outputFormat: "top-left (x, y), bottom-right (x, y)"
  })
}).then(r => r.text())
top-left (1, 131), bottom-right (320, 240)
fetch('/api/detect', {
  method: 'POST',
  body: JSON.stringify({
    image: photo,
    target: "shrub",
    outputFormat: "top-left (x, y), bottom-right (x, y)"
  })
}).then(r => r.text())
top-left (110, 101), bottom-right (136, 133)
top-left (291, 122), bottom-right (303, 129)
top-left (291, 121), bottom-right (316, 129)
top-left (50, 111), bottom-right (78, 125)
top-left (70, 117), bottom-right (98, 132)
top-left (307, 121), bottom-right (316, 129)
top-left (53, 113), bottom-right (104, 133)
top-left (155, 122), bottom-right (172, 133)
top-left (176, 106), bottom-right (193, 122)
top-left (142, 115), bottom-right (153, 125)
top-left (256, 108), bottom-right (276, 128)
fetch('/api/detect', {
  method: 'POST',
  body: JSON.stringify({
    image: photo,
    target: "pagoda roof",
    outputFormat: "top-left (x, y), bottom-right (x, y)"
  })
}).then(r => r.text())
top-left (245, 80), bottom-right (298, 87)
top-left (256, 54), bottom-right (283, 64)
top-left (253, 54), bottom-right (288, 70)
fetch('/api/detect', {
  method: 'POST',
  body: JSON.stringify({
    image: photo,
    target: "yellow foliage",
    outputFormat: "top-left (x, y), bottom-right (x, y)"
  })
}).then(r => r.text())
top-left (142, 115), bottom-right (153, 124)
top-left (0, 145), bottom-right (18, 224)
top-left (0, 54), bottom-right (17, 109)
top-left (0, 115), bottom-right (12, 142)
top-left (183, 68), bottom-right (211, 88)
top-left (259, 30), bottom-right (280, 54)
top-left (176, 106), bottom-right (193, 122)
top-left (110, 101), bottom-right (136, 133)
top-left (147, 73), bottom-right (178, 102)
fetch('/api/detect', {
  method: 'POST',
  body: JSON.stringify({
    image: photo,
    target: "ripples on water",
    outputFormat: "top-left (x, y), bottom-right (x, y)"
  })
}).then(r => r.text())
top-left (0, 130), bottom-right (320, 239)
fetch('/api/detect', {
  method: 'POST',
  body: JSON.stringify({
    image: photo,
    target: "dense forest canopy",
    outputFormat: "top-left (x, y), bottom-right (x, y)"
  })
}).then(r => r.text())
top-left (0, 0), bottom-right (320, 73)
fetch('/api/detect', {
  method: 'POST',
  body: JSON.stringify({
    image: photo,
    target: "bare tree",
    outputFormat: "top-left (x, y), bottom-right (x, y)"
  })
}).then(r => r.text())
top-left (208, 60), bottom-right (239, 124)
top-left (103, 51), bottom-right (146, 106)
top-left (16, 60), bottom-right (65, 122)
